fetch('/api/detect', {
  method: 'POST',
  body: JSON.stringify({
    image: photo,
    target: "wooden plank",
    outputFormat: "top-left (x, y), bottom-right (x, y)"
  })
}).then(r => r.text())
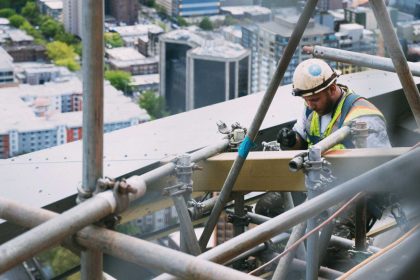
top-left (192, 148), bottom-right (410, 192)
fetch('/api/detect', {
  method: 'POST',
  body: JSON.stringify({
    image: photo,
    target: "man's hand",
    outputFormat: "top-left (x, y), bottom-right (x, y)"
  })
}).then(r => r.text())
top-left (277, 127), bottom-right (297, 149)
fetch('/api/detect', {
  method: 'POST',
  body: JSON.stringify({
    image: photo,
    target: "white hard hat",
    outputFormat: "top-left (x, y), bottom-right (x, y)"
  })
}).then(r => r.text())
top-left (292, 58), bottom-right (339, 97)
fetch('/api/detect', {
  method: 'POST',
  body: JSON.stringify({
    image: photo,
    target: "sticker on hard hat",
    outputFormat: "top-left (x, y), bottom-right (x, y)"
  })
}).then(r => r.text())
top-left (308, 64), bottom-right (322, 77)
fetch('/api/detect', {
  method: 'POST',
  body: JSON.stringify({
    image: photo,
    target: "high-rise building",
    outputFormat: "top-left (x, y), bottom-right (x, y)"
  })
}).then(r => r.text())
top-left (242, 9), bottom-right (338, 93)
top-left (160, 30), bottom-right (250, 114)
top-left (0, 78), bottom-right (149, 158)
top-left (335, 23), bottom-right (377, 74)
top-left (105, 0), bottom-right (139, 25)
top-left (186, 41), bottom-right (250, 111)
top-left (156, 0), bottom-right (221, 17)
top-left (63, 0), bottom-right (82, 37)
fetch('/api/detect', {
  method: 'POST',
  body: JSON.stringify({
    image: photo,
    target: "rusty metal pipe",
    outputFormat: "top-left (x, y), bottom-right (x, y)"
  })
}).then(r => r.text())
top-left (155, 147), bottom-right (420, 280)
top-left (0, 196), bottom-right (259, 280)
top-left (304, 45), bottom-right (420, 77)
top-left (198, 0), bottom-right (320, 250)
top-left (370, 0), bottom-right (420, 128)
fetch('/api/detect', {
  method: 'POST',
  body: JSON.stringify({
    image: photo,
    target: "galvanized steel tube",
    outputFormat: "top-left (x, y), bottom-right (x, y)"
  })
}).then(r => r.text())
top-left (0, 140), bottom-right (228, 273)
top-left (370, 0), bottom-right (420, 128)
top-left (304, 45), bottom-right (420, 77)
top-left (0, 197), bottom-right (259, 280)
top-left (199, 0), bottom-right (320, 250)
top-left (80, 0), bottom-right (105, 276)
top-left (155, 147), bottom-right (420, 280)
top-left (313, 125), bottom-right (351, 154)
top-left (0, 192), bottom-right (115, 273)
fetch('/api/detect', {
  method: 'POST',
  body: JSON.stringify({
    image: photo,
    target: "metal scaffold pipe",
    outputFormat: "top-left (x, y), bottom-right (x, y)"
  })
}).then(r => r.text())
top-left (0, 140), bottom-right (228, 273)
top-left (199, 0), bottom-right (320, 251)
top-left (303, 45), bottom-right (420, 77)
top-left (0, 197), bottom-right (260, 280)
top-left (80, 0), bottom-right (105, 277)
top-left (155, 147), bottom-right (420, 280)
top-left (370, 0), bottom-right (420, 128)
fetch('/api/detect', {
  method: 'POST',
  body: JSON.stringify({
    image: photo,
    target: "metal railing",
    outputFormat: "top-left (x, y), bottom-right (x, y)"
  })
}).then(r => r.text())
top-left (1, 1), bottom-right (420, 280)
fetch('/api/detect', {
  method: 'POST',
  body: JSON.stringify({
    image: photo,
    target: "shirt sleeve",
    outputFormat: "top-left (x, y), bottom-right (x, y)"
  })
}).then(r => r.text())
top-left (293, 104), bottom-right (308, 140)
top-left (352, 115), bottom-right (392, 148)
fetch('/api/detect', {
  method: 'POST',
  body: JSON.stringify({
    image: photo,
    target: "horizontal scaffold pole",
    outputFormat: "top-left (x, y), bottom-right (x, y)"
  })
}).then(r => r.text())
top-left (0, 196), bottom-right (259, 280)
top-left (0, 140), bottom-right (229, 273)
top-left (304, 45), bottom-right (420, 77)
top-left (154, 147), bottom-right (420, 280)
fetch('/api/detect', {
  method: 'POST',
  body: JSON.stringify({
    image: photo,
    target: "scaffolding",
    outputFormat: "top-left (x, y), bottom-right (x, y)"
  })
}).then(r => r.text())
top-left (1, 0), bottom-right (420, 279)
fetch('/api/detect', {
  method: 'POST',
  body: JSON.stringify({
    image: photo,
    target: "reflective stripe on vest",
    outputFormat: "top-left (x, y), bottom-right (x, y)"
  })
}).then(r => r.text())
top-left (305, 86), bottom-right (384, 148)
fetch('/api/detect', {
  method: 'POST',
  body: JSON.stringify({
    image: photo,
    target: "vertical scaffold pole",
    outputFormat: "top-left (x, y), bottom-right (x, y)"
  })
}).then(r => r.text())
top-left (370, 0), bottom-right (420, 128)
top-left (305, 147), bottom-right (322, 280)
top-left (80, 0), bottom-right (105, 278)
top-left (198, 0), bottom-right (320, 250)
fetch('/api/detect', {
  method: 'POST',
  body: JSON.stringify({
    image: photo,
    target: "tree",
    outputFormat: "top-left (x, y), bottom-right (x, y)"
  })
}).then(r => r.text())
top-left (176, 16), bottom-right (188, 27)
top-left (46, 41), bottom-right (80, 71)
top-left (105, 70), bottom-right (132, 93)
top-left (37, 247), bottom-right (80, 277)
top-left (0, 8), bottom-right (15, 18)
top-left (40, 18), bottom-right (64, 39)
top-left (138, 90), bottom-right (169, 119)
top-left (21, 1), bottom-right (39, 24)
top-left (104, 32), bottom-right (124, 48)
top-left (8, 14), bottom-right (25, 27)
top-left (46, 41), bottom-right (76, 60)
top-left (20, 20), bottom-right (43, 41)
top-left (199, 17), bottom-right (213, 31)
top-left (40, 18), bottom-right (61, 39)
top-left (145, 0), bottom-right (155, 7)
top-left (56, 58), bottom-right (80, 71)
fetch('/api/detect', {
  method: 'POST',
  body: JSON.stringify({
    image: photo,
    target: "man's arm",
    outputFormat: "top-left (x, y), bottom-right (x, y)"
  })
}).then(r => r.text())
top-left (277, 127), bottom-right (307, 150)
top-left (352, 116), bottom-right (391, 148)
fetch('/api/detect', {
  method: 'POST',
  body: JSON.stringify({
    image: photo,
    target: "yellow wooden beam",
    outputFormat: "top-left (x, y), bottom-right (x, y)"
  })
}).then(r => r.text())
top-left (192, 148), bottom-right (410, 192)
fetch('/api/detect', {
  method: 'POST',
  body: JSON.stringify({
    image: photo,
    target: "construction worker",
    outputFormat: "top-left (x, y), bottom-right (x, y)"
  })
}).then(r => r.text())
top-left (277, 58), bottom-right (391, 150)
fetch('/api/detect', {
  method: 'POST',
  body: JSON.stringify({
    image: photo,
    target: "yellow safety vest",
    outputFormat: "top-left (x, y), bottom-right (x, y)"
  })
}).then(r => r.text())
top-left (305, 85), bottom-right (384, 149)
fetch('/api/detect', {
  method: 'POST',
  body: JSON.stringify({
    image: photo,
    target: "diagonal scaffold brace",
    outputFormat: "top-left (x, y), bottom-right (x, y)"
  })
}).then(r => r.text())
top-left (198, 0), bottom-right (321, 251)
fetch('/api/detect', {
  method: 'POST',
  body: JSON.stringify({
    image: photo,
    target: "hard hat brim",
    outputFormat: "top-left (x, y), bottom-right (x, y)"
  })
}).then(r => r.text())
top-left (292, 72), bottom-right (339, 97)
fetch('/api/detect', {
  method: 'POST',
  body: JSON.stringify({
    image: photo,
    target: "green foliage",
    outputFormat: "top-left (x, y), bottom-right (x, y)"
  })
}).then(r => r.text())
top-left (155, 4), bottom-right (167, 17)
top-left (138, 90), bottom-right (169, 120)
top-left (176, 16), bottom-right (188, 27)
top-left (46, 41), bottom-right (76, 60)
top-left (223, 15), bottom-right (239, 26)
top-left (56, 58), bottom-right (80, 71)
top-left (37, 247), bottom-right (80, 277)
top-left (0, 0), bottom-right (28, 12)
top-left (21, 1), bottom-right (39, 23)
top-left (40, 18), bottom-right (61, 39)
top-left (20, 20), bottom-right (43, 40)
top-left (46, 41), bottom-right (80, 71)
top-left (145, 0), bottom-right (155, 7)
top-left (116, 221), bottom-right (141, 235)
top-left (8, 14), bottom-right (25, 27)
top-left (0, 8), bottom-right (15, 18)
top-left (104, 32), bottom-right (124, 48)
top-left (105, 70), bottom-right (132, 93)
top-left (199, 17), bottom-right (213, 31)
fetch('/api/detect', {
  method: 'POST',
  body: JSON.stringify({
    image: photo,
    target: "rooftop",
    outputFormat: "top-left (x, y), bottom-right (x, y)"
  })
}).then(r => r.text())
top-left (8, 29), bottom-right (34, 42)
top-left (0, 78), bottom-right (149, 133)
top-left (190, 40), bottom-right (249, 60)
top-left (110, 24), bottom-right (163, 37)
top-left (106, 47), bottom-right (146, 61)
top-left (130, 74), bottom-right (159, 86)
top-left (220, 5), bottom-right (271, 16)
top-left (44, 0), bottom-right (63, 10)
top-left (259, 17), bottom-right (333, 37)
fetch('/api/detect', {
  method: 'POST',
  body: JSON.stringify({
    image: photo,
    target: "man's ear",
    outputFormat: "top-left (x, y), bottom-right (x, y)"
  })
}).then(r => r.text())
top-left (329, 84), bottom-right (337, 96)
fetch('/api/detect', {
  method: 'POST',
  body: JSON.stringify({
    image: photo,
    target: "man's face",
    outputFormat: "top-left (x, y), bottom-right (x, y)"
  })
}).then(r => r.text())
top-left (302, 87), bottom-right (335, 116)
